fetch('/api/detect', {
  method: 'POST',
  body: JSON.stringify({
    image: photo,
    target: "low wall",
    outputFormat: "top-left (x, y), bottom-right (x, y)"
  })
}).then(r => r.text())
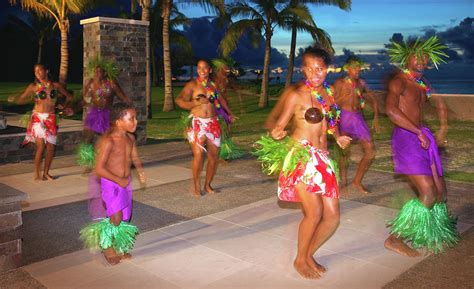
top-left (0, 114), bottom-right (83, 164)
top-left (372, 91), bottom-right (474, 121)
top-left (0, 130), bottom-right (82, 164)
top-left (0, 185), bottom-right (27, 272)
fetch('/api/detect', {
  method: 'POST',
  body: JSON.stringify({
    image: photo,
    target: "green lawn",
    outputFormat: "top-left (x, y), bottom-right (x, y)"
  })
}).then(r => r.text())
top-left (1, 82), bottom-right (474, 183)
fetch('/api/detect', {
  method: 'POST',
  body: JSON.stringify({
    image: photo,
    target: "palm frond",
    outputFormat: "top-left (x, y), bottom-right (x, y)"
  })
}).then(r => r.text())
top-left (299, 0), bottom-right (351, 11)
top-left (170, 33), bottom-right (193, 55)
top-left (228, 2), bottom-right (263, 21)
top-left (342, 55), bottom-right (366, 70)
top-left (211, 57), bottom-right (237, 71)
top-left (86, 55), bottom-right (119, 80)
top-left (277, 5), bottom-right (314, 29)
top-left (219, 19), bottom-right (262, 56)
top-left (388, 36), bottom-right (448, 69)
top-left (170, 12), bottom-right (190, 29)
top-left (309, 26), bottom-right (334, 54)
top-left (175, 0), bottom-right (224, 14)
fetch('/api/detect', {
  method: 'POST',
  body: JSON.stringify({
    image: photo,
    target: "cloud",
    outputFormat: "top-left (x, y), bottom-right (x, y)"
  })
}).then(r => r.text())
top-left (383, 17), bottom-right (473, 61)
top-left (437, 17), bottom-right (474, 60)
top-left (421, 24), bottom-right (446, 33)
top-left (181, 17), bottom-right (288, 67)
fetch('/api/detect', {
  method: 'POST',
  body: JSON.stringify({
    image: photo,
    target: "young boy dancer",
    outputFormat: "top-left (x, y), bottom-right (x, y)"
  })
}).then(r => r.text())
top-left (80, 103), bottom-right (145, 265)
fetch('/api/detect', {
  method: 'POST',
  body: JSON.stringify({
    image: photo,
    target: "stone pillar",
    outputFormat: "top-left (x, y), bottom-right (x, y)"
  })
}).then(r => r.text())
top-left (0, 185), bottom-right (27, 272)
top-left (80, 17), bottom-right (149, 144)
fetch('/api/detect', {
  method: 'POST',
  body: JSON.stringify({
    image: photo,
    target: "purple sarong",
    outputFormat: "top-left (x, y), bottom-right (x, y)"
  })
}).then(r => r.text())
top-left (392, 127), bottom-right (443, 176)
top-left (100, 177), bottom-right (132, 221)
top-left (84, 106), bottom-right (110, 134)
top-left (88, 174), bottom-right (106, 220)
top-left (339, 109), bottom-right (371, 142)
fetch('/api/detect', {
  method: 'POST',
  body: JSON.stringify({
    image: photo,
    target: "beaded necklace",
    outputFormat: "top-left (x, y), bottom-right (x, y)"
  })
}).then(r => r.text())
top-left (198, 77), bottom-right (221, 109)
top-left (304, 80), bottom-right (341, 134)
top-left (345, 77), bottom-right (365, 109)
top-left (403, 69), bottom-right (431, 99)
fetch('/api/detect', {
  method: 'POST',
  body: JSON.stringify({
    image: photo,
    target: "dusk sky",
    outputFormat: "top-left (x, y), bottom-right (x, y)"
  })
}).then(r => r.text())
top-left (181, 0), bottom-right (473, 55)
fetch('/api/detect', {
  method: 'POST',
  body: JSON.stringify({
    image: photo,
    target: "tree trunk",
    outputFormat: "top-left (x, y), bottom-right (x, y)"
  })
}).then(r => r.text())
top-left (151, 46), bottom-right (158, 86)
top-left (162, 0), bottom-right (174, 112)
top-left (259, 29), bottom-right (272, 108)
top-left (141, 1), bottom-right (152, 118)
top-left (59, 21), bottom-right (69, 85)
top-left (285, 24), bottom-right (297, 88)
top-left (37, 35), bottom-right (44, 64)
top-left (141, 0), bottom-right (150, 20)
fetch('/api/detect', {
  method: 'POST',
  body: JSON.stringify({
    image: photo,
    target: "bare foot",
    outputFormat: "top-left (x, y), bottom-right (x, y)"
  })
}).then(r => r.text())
top-left (384, 236), bottom-right (421, 257)
top-left (33, 175), bottom-right (42, 182)
top-left (340, 184), bottom-right (348, 196)
top-left (204, 185), bottom-right (216, 194)
top-left (294, 260), bottom-right (320, 279)
top-left (103, 248), bottom-right (121, 265)
top-left (307, 256), bottom-right (327, 274)
top-left (120, 253), bottom-right (132, 261)
top-left (43, 174), bottom-right (56, 181)
top-left (193, 189), bottom-right (201, 198)
top-left (351, 182), bottom-right (370, 194)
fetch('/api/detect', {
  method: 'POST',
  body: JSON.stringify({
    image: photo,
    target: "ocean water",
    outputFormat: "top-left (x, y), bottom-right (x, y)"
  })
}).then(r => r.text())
top-left (282, 72), bottom-right (474, 95)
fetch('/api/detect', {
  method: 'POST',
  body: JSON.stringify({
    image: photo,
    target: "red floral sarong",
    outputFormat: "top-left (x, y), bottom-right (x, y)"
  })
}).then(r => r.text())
top-left (23, 111), bottom-right (57, 145)
top-left (278, 140), bottom-right (339, 202)
top-left (187, 116), bottom-right (221, 150)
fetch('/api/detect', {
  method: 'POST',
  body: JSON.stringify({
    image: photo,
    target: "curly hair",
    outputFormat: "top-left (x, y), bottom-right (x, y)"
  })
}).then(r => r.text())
top-left (302, 46), bottom-right (332, 67)
top-left (110, 102), bottom-right (135, 126)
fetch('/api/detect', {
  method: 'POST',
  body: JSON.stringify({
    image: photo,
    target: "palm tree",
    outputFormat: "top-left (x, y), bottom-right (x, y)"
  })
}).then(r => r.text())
top-left (134, 0), bottom-right (153, 118)
top-left (220, 0), bottom-right (320, 108)
top-left (161, 0), bottom-right (224, 112)
top-left (130, 0), bottom-right (152, 117)
top-left (161, 0), bottom-right (174, 111)
top-left (9, 0), bottom-right (93, 85)
top-left (285, 0), bottom-right (351, 87)
top-left (149, 1), bottom-right (191, 85)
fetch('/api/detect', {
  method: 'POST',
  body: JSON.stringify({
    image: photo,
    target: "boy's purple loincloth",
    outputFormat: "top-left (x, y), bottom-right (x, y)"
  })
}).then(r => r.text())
top-left (100, 177), bottom-right (133, 221)
top-left (339, 109), bottom-right (371, 142)
top-left (84, 106), bottom-right (110, 134)
top-left (391, 127), bottom-right (443, 176)
top-left (88, 174), bottom-right (107, 220)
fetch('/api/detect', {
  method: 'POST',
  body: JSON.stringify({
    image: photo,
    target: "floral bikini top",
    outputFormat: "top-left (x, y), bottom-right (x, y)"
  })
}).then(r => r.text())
top-left (88, 79), bottom-right (112, 104)
top-left (35, 81), bottom-right (57, 100)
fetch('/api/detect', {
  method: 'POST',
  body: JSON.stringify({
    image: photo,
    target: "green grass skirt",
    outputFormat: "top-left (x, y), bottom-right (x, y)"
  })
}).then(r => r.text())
top-left (79, 218), bottom-right (139, 254)
top-left (388, 199), bottom-right (459, 254)
top-left (75, 142), bottom-right (96, 169)
top-left (253, 135), bottom-right (339, 181)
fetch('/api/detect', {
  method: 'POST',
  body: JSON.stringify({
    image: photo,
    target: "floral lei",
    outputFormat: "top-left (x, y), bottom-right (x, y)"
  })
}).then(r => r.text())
top-left (345, 77), bottom-right (365, 109)
top-left (304, 80), bottom-right (341, 134)
top-left (35, 81), bottom-right (53, 94)
top-left (93, 79), bottom-right (112, 102)
top-left (198, 77), bottom-right (222, 109)
top-left (402, 69), bottom-right (431, 99)
top-left (35, 80), bottom-right (57, 99)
